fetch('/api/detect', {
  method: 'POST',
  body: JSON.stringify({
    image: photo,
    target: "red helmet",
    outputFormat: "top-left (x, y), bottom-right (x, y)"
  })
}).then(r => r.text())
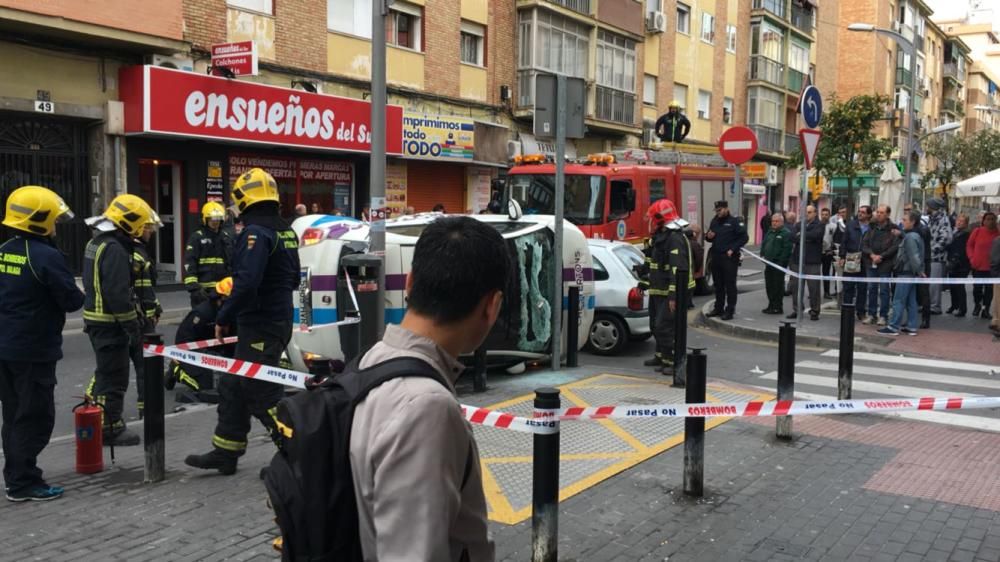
top-left (647, 198), bottom-right (679, 223)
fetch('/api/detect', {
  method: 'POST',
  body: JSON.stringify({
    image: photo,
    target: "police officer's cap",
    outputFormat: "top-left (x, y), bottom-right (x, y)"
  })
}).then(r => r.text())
top-left (714, 200), bottom-right (728, 210)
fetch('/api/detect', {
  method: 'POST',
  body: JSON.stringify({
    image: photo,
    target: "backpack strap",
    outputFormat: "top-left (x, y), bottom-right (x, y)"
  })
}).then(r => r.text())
top-left (350, 356), bottom-right (452, 406)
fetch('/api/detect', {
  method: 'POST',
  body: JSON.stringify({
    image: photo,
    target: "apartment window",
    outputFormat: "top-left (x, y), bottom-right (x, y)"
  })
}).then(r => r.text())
top-left (329, 0), bottom-right (371, 36)
top-left (387, 2), bottom-right (423, 50)
top-left (517, 9), bottom-right (590, 105)
top-left (748, 86), bottom-right (782, 129)
top-left (751, 22), bottom-right (784, 61)
top-left (726, 25), bottom-right (737, 53)
top-left (697, 90), bottom-right (711, 119)
top-left (460, 21), bottom-right (485, 66)
top-left (894, 87), bottom-right (910, 110)
top-left (596, 30), bottom-right (637, 123)
top-left (723, 97), bottom-right (733, 124)
top-left (673, 83), bottom-right (688, 111)
top-left (701, 12), bottom-right (715, 43)
top-left (677, 3), bottom-right (690, 34)
top-left (228, 0), bottom-right (272, 14)
top-left (643, 74), bottom-right (657, 105)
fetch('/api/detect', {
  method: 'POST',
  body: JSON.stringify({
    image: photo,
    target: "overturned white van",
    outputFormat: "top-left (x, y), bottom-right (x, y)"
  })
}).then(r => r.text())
top-left (286, 212), bottom-right (596, 373)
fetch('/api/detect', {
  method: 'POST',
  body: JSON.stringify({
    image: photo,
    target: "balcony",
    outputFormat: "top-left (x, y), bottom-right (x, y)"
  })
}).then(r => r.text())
top-left (942, 98), bottom-right (963, 116)
top-left (788, 68), bottom-right (806, 94)
top-left (750, 55), bottom-right (785, 89)
top-left (944, 62), bottom-right (967, 83)
top-left (913, 34), bottom-right (924, 53)
top-left (895, 67), bottom-right (913, 86)
top-left (784, 133), bottom-right (799, 155)
top-left (595, 86), bottom-right (636, 126)
top-left (752, 0), bottom-right (786, 20)
top-left (749, 124), bottom-right (785, 154)
top-left (546, 0), bottom-right (591, 15)
top-left (790, 3), bottom-right (813, 34)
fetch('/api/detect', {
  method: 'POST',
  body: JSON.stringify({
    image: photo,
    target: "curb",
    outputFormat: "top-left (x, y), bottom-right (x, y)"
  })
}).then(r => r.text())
top-left (695, 299), bottom-right (896, 353)
top-left (63, 308), bottom-right (189, 333)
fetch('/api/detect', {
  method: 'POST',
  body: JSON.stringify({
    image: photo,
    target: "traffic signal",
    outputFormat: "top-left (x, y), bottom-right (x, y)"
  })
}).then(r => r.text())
top-left (892, 109), bottom-right (903, 129)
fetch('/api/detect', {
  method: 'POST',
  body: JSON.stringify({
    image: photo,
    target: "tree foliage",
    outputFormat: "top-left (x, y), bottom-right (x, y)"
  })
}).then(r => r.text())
top-left (922, 129), bottom-right (1000, 194)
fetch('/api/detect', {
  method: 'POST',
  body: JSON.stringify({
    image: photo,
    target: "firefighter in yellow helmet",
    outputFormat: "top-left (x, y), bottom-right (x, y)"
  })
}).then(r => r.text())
top-left (655, 99), bottom-right (691, 143)
top-left (165, 277), bottom-right (234, 404)
top-left (183, 201), bottom-right (233, 308)
top-left (186, 168), bottom-right (300, 474)
top-left (82, 194), bottom-right (161, 447)
top-left (0, 186), bottom-right (84, 501)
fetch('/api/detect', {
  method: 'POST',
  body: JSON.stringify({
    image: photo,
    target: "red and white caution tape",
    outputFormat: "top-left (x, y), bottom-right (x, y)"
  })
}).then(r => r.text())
top-left (143, 342), bottom-right (311, 389)
top-left (460, 405), bottom-right (559, 435)
top-left (167, 336), bottom-right (238, 351)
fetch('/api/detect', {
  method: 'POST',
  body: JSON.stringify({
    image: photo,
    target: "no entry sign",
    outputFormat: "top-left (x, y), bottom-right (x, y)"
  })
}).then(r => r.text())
top-left (718, 126), bottom-right (759, 165)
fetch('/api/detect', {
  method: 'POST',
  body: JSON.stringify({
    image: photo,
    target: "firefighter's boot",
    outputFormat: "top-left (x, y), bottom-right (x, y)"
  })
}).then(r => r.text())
top-left (185, 450), bottom-right (237, 475)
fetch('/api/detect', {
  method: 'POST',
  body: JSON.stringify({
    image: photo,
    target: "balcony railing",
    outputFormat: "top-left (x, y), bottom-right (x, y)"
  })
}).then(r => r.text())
top-left (750, 55), bottom-right (785, 89)
top-left (749, 124), bottom-right (785, 154)
top-left (943, 62), bottom-right (967, 83)
top-left (942, 98), bottom-right (963, 115)
top-left (546, 0), bottom-right (591, 15)
top-left (913, 34), bottom-right (924, 53)
top-left (896, 67), bottom-right (913, 86)
top-left (790, 3), bottom-right (813, 33)
top-left (788, 68), bottom-right (806, 94)
top-left (517, 70), bottom-right (536, 107)
top-left (752, 0), bottom-right (785, 20)
top-left (784, 133), bottom-right (799, 155)
top-left (595, 86), bottom-right (636, 126)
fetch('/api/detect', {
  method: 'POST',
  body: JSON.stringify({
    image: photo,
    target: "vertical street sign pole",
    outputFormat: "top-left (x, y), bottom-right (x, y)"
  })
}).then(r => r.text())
top-left (734, 163), bottom-right (742, 215)
top-left (370, 0), bottom-right (388, 338)
top-left (551, 75), bottom-right (566, 371)
top-left (797, 166), bottom-right (807, 326)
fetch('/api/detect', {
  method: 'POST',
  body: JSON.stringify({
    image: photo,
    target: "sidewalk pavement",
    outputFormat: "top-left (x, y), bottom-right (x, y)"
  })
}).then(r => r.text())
top-left (4, 363), bottom-right (1000, 561)
top-left (701, 282), bottom-right (1000, 366)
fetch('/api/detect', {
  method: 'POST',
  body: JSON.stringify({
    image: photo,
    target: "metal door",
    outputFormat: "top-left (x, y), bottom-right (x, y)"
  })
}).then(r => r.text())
top-left (0, 113), bottom-right (90, 272)
top-left (136, 160), bottom-right (183, 283)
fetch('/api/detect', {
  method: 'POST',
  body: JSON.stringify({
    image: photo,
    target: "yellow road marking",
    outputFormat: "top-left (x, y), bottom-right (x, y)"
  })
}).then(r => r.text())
top-left (479, 459), bottom-right (517, 523)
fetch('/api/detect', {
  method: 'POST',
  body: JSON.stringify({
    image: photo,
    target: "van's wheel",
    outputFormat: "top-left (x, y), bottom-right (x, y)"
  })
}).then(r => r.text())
top-left (588, 313), bottom-right (629, 356)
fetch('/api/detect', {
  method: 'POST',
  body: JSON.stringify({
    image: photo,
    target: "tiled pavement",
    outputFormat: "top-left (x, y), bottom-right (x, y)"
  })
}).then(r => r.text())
top-left (3, 368), bottom-right (1000, 561)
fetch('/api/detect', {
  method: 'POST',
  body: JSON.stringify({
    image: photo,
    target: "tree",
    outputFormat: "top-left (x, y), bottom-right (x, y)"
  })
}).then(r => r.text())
top-left (787, 94), bottom-right (893, 215)
top-left (962, 129), bottom-right (1000, 177)
top-left (921, 129), bottom-right (1000, 201)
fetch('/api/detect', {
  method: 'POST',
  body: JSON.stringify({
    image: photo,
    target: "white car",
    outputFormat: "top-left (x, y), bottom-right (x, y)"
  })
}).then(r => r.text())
top-left (587, 239), bottom-right (651, 355)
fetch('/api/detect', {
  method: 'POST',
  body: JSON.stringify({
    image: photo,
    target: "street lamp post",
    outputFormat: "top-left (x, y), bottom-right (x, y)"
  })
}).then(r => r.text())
top-left (848, 23), bottom-right (917, 205)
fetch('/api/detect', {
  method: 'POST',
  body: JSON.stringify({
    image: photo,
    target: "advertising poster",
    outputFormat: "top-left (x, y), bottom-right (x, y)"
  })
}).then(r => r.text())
top-left (385, 163), bottom-right (407, 218)
top-left (402, 113), bottom-right (475, 161)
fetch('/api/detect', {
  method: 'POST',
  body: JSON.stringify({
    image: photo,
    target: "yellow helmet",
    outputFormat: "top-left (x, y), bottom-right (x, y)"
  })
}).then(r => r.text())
top-left (215, 276), bottom-right (234, 297)
top-left (2, 185), bottom-right (73, 237)
top-left (103, 194), bottom-right (160, 238)
top-left (202, 201), bottom-right (226, 225)
top-left (669, 100), bottom-right (681, 109)
top-left (231, 168), bottom-right (279, 212)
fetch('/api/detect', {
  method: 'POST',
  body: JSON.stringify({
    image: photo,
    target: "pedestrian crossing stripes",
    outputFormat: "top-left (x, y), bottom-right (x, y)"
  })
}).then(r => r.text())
top-left (750, 350), bottom-right (1000, 433)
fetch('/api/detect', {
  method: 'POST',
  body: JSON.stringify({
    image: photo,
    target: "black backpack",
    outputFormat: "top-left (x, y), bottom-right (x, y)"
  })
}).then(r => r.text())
top-left (263, 357), bottom-right (451, 562)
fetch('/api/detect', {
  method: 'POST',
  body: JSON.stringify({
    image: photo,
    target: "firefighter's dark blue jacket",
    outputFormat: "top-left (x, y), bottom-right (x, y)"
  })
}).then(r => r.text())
top-left (217, 206), bottom-right (300, 327)
top-left (0, 234), bottom-right (85, 362)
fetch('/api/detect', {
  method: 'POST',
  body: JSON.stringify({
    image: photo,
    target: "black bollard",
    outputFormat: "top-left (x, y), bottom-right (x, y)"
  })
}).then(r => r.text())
top-left (673, 275), bottom-right (690, 387)
top-left (838, 302), bottom-right (855, 400)
top-left (532, 387), bottom-right (560, 562)
top-left (776, 322), bottom-right (795, 440)
top-left (683, 348), bottom-right (706, 497)
top-left (473, 345), bottom-right (487, 393)
top-left (143, 333), bottom-right (165, 483)
top-left (567, 286), bottom-right (580, 368)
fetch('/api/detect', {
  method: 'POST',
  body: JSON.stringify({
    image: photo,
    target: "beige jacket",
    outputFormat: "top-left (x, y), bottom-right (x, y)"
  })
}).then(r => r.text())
top-left (350, 325), bottom-right (495, 562)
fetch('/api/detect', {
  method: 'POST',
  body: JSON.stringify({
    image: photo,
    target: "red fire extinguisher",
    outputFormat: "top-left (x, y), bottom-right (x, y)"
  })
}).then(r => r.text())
top-left (73, 399), bottom-right (104, 474)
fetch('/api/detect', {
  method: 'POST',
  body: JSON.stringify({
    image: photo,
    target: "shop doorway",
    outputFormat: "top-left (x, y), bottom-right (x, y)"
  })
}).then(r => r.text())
top-left (137, 159), bottom-right (183, 284)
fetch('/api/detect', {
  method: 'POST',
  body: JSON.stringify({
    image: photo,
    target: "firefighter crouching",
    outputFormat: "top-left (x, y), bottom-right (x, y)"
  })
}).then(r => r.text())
top-left (184, 201), bottom-right (232, 308)
top-left (185, 168), bottom-right (300, 475)
top-left (83, 194), bottom-right (161, 447)
top-left (639, 199), bottom-right (682, 374)
top-left (165, 276), bottom-right (234, 404)
top-left (0, 186), bottom-right (84, 502)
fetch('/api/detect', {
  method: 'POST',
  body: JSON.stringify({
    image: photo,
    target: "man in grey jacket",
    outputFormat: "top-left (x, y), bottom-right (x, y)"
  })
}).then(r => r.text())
top-left (351, 216), bottom-right (510, 562)
top-left (879, 211), bottom-right (925, 336)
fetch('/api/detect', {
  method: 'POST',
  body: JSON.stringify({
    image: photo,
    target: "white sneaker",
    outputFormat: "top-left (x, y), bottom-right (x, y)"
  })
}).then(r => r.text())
top-left (861, 315), bottom-right (875, 325)
top-left (877, 317), bottom-right (887, 327)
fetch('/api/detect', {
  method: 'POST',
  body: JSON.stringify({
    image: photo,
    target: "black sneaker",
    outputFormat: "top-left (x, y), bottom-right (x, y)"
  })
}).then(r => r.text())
top-left (810, 312), bottom-right (820, 321)
top-left (185, 450), bottom-right (237, 475)
top-left (900, 328), bottom-right (918, 336)
top-left (643, 356), bottom-right (662, 367)
top-left (720, 312), bottom-right (734, 321)
top-left (705, 309), bottom-right (723, 317)
top-left (6, 485), bottom-right (64, 502)
top-left (973, 305), bottom-right (982, 317)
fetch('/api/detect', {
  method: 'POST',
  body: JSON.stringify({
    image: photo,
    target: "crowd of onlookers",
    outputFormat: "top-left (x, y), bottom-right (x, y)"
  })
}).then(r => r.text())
top-left (760, 200), bottom-right (1000, 337)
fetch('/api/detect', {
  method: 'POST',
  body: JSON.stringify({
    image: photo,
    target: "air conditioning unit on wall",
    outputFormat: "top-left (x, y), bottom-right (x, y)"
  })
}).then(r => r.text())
top-left (647, 11), bottom-right (667, 34)
top-left (507, 140), bottom-right (522, 161)
top-left (148, 54), bottom-right (195, 72)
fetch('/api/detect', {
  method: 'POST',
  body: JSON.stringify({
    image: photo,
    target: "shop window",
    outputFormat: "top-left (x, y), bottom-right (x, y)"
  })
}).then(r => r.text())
top-left (228, 0), bottom-right (272, 15)
top-left (387, 2), bottom-right (423, 51)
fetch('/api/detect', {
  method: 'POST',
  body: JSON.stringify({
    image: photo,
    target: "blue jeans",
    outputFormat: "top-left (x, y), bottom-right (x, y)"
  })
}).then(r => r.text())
top-left (890, 282), bottom-right (919, 331)
top-left (866, 269), bottom-right (892, 319)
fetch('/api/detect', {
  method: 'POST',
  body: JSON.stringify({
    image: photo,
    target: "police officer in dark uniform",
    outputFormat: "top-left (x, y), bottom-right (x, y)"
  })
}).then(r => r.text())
top-left (165, 277), bottom-right (234, 404)
top-left (0, 186), bottom-right (84, 502)
top-left (83, 194), bottom-right (160, 447)
top-left (705, 200), bottom-right (748, 320)
top-left (184, 201), bottom-right (232, 308)
top-left (639, 199), bottom-right (680, 374)
top-left (186, 168), bottom-right (300, 475)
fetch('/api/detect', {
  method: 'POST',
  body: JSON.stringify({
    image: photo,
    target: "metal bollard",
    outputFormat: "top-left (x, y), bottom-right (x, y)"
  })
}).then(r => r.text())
top-left (143, 333), bottom-right (165, 483)
top-left (838, 302), bottom-right (855, 400)
top-left (673, 275), bottom-right (690, 387)
top-left (472, 345), bottom-right (487, 393)
top-left (532, 387), bottom-right (560, 562)
top-left (567, 286), bottom-right (580, 368)
top-left (776, 322), bottom-right (795, 440)
top-left (683, 348), bottom-right (706, 497)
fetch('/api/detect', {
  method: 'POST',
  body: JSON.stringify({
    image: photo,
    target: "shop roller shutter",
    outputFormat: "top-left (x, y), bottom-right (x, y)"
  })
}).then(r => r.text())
top-left (405, 161), bottom-right (466, 214)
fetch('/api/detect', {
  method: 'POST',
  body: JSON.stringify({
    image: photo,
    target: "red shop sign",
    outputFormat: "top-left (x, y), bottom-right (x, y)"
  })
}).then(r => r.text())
top-left (120, 65), bottom-right (403, 155)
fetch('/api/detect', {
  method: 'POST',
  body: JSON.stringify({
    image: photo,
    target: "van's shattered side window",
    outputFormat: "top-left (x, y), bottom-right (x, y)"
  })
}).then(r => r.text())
top-left (512, 230), bottom-right (554, 352)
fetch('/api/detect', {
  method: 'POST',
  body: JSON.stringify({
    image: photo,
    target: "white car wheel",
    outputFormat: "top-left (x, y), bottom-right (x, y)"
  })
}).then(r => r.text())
top-left (588, 313), bottom-right (628, 355)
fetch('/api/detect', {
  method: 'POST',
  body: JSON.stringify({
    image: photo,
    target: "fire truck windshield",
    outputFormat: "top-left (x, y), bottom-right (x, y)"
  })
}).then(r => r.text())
top-left (507, 174), bottom-right (606, 225)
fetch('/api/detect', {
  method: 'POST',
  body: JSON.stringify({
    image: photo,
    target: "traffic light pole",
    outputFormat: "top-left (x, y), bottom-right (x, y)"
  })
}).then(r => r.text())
top-left (370, 0), bottom-right (389, 339)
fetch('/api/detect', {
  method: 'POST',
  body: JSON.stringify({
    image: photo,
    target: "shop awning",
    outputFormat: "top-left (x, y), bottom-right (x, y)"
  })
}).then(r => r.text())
top-left (954, 168), bottom-right (1000, 198)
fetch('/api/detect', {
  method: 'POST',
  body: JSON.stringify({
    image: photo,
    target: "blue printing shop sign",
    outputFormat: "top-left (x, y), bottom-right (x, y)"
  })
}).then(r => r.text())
top-left (403, 113), bottom-right (475, 160)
